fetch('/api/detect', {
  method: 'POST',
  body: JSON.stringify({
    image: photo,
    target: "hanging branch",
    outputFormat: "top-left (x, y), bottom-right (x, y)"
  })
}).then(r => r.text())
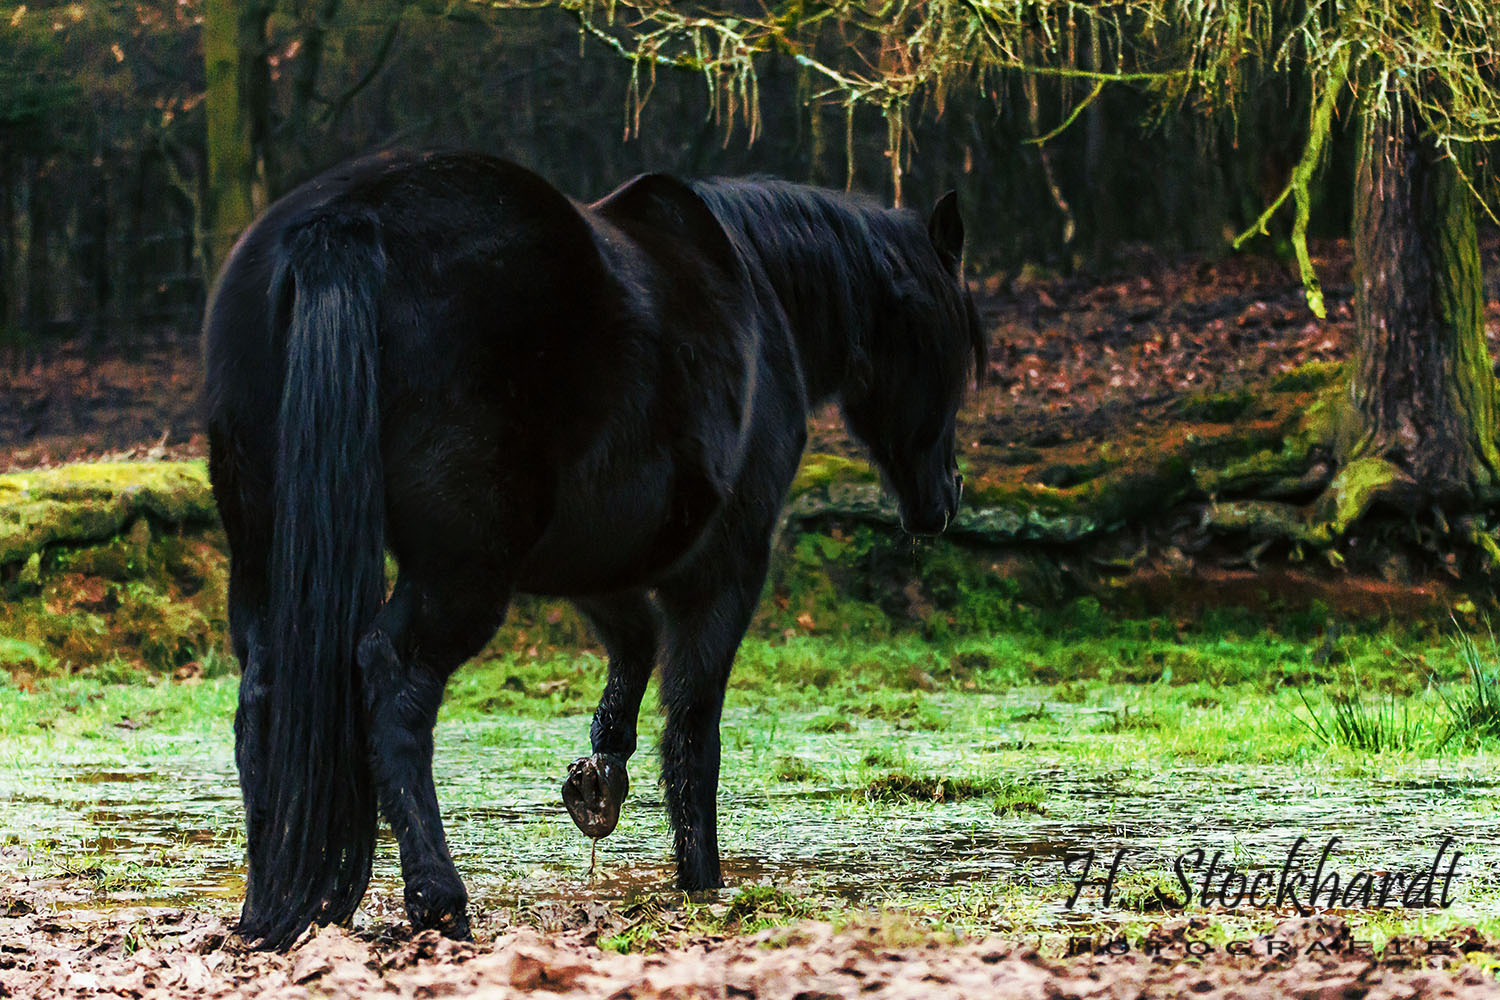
top-left (471, 0), bottom-right (1499, 281)
top-left (1232, 40), bottom-right (1352, 319)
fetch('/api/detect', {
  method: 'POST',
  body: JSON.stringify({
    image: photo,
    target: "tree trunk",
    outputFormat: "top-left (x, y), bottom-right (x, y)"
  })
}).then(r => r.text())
top-left (0, 150), bottom-right (12, 346)
top-left (286, 0), bottom-right (342, 182)
top-left (1345, 106), bottom-right (1499, 505)
top-left (203, 0), bottom-right (272, 280)
top-left (84, 148), bottom-right (112, 348)
top-left (25, 160), bottom-right (50, 338)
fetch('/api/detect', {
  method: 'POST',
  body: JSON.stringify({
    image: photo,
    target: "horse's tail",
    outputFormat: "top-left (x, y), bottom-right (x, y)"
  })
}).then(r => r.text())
top-left (239, 208), bottom-right (387, 950)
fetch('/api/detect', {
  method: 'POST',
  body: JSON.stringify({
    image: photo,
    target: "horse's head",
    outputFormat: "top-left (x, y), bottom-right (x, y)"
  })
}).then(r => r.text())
top-left (841, 192), bottom-right (985, 536)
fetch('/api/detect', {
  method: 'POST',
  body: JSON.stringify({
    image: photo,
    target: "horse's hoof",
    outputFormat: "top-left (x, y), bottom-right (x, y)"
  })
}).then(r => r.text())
top-left (562, 753), bottom-right (629, 839)
top-left (405, 878), bottom-right (471, 941)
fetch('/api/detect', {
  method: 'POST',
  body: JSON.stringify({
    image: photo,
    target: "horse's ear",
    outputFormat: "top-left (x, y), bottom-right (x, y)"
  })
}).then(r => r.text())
top-left (927, 190), bottom-right (964, 264)
top-left (593, 173), bottom-right (740, 278)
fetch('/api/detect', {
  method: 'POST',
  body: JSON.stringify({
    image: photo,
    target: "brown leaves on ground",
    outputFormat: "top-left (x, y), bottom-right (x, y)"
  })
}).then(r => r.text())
top-left (4, 898), bottom-right (1498, 1000)
top-left (809, 238), bottom-right (1500, 466)
top-left (0, 343), bottom-right (205, 473)
top-left (7, 239), bottom-right (1497, 481)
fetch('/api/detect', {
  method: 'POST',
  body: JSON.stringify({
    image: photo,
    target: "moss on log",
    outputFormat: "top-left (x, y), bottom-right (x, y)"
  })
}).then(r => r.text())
top-left (1200, 500), bottom-right (1317, 545)
top-left (1310, 456), bottom-right (1420, 542)
top-left (0, 461), bottom-right (217, 569)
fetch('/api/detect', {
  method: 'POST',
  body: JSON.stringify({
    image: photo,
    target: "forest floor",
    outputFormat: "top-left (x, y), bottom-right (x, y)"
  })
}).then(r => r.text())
top-left (5, 240), bottom-right (1500, 998)
top-left (7, 237), bottom-right (1497, 476)
top-left (5, 903), bottom-right (1499, 999)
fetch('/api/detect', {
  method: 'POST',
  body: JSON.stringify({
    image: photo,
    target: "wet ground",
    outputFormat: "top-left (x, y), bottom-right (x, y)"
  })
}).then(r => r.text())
top-left (5, 696), bottom-right (1499, 932)
top-left (5, 698), bottom-right (1500, 998)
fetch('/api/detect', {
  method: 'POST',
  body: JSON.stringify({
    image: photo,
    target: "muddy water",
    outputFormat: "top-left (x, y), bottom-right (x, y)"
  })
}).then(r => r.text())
top-left (2, 696), bottom-right (1497, 926)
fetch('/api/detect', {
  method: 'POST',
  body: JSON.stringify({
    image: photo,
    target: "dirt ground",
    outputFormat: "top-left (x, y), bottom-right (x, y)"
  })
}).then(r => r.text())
top-left (3, 886), bottom-right (1499, 1000)
top-left (15, 239), bottom-right (1500, 475)
top-left (4, 239), bottom-right (1496, 477)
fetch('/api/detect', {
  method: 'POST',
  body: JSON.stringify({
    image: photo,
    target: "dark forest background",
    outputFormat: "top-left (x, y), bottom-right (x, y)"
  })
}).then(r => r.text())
top-left (1, 0), bottom-right (1360, 354)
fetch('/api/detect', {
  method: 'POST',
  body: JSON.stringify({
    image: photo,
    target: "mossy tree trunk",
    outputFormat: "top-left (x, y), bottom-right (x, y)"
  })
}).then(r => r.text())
top-left (1344, 103), bottom-right (1499, 507)
top-left (203, 0), bottom-right (273, 281)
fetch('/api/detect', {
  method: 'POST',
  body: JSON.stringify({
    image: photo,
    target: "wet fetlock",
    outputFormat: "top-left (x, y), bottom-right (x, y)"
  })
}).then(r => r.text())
top-left (673, 827), bottom-right (723, 891)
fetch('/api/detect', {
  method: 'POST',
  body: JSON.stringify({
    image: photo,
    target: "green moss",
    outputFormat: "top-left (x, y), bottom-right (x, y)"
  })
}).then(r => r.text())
top-left (788, 452), bottom-right (878, 498)
top-left (1194, 437), bottom-right (1315, 497)
top-left (0, 506), bottom-right (229, 679)
top-left (954, 477), bottom-right (1084, 517)
top-left (1271, 360), bottom-right (1344, 393)
top-left (1033, 458), bottom-right (1113, 488)
top-left (0, 461), bottom-right (216, 568)
top-left (1175, 389), bottom-right (1257, 423)
top-left (1311, 456), bottom-right (1417, 541)
top-left (0, 636), bottom-right (51, 674)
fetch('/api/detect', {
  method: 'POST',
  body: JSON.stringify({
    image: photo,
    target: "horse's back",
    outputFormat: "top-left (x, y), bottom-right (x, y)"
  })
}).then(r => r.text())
top-left (204, 150), bottom-right (784, 593)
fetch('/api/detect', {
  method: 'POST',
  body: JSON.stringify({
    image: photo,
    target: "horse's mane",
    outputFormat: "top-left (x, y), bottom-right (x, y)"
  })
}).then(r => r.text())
top-left (689, 179), bottom-right (982, 397)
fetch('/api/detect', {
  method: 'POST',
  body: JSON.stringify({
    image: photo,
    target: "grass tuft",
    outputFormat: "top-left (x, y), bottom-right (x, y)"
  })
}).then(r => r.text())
top-left (862, 772), bottom-right (1045, 812)
top-left (1294, 683), bottom-right (1429, 754)
top-left (772, 755), bottom-right (820, 782)
top-left (1109, 870), bottom-right (1187, 912)
top-left (53, 853), bottom-right (163, 894)
top-left (1436, 628), bottom-right (1500, 748)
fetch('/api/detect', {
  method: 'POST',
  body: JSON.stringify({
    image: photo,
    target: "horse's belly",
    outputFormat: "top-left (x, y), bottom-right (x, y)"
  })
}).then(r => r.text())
top-left (514, 458), bottom-right (695, 595)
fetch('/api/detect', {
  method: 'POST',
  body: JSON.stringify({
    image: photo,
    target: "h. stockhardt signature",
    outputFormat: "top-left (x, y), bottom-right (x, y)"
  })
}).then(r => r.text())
top-left (1063, 835), bottom-right (1464, 914)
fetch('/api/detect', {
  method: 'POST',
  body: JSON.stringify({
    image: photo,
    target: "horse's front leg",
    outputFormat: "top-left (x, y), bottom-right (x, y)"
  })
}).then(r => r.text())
top-left (655, 549), bottom-right (769, 891)
top-left (359, 572), bottom-right (509, 939)
top-left (564, 591), bottom-right (660, 839)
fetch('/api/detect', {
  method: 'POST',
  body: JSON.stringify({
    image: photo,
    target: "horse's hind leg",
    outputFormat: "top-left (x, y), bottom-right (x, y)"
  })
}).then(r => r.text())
top-left (358, 568), bottom-right (509, 939)
top-left (209, 430), bottom-right (279, 927)
top-left (563, 591), bottom-right (659, 839)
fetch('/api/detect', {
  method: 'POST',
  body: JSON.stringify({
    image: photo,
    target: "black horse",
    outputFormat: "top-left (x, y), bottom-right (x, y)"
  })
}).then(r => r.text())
top-left (203, 150), bottom-right (984, 950)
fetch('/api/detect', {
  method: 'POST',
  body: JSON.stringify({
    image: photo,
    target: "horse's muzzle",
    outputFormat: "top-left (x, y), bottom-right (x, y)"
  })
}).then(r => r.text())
top-left (901, 472), bottom-right (962, 537)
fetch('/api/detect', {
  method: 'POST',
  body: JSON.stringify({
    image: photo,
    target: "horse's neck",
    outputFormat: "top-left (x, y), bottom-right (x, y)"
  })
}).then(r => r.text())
top-left (781, 281), bottom-right (862, 407)
top-left (693, 179), bottom-right (883, 408)
top-left (749, 234), bottom-right (874, 408)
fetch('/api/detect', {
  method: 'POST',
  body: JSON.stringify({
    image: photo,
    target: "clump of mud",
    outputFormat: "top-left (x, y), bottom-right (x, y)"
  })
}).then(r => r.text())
top-left (4, 884), bottom-right (1497, 1000)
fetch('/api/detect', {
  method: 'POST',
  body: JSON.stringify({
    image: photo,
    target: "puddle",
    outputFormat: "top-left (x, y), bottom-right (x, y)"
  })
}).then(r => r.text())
top-left (2, 703), bottom-right (1497, 927)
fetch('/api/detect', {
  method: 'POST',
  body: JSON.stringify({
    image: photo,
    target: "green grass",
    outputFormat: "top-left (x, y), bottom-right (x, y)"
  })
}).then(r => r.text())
top-left (53, 852), bottom-right (165, 894)
top-left (1294, 683), bottom-right (1435, 754)
top-left (598, 886), bottom-right (820, 952)
top-left (1108, 869), bottom-right (1187, 912)
top-left (773, 754), bottom-right (821, 782)
top-left (1438, 628), bottom-right (1500, 748)
top-left (860, 772), bottom-right (1045, 812)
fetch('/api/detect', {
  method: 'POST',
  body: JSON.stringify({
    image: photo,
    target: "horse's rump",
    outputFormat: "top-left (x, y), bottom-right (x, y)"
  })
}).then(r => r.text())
top-left (207, 150), bottom-right (768, 594)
